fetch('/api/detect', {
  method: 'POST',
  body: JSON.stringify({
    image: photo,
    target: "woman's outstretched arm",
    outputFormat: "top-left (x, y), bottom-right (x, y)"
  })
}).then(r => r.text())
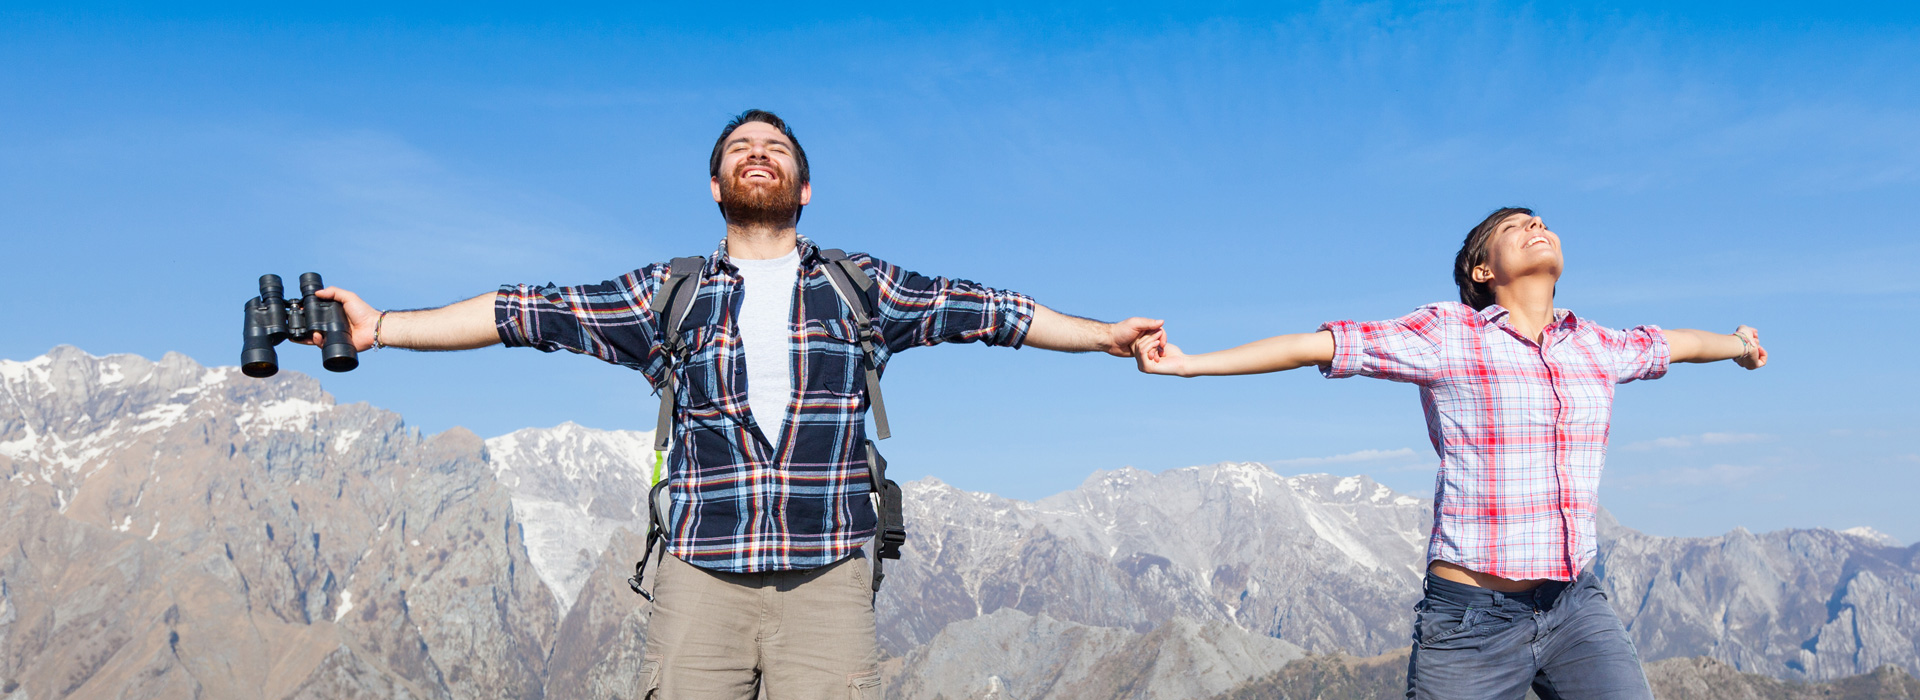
top-left (1131, 329), bottom-right (1336, 377)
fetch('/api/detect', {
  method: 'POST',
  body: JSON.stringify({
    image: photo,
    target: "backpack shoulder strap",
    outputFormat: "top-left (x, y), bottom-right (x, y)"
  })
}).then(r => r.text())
top-left (816, 249), bottom-right (905, 593)
top-left (815, 249), bottom-right (891, 440)
top-left (631, 255), bottom-right (706, 600)
top-left (650, 256), bottom-right (708, 333)
top-left (650, 256), bottom-right (706, 452)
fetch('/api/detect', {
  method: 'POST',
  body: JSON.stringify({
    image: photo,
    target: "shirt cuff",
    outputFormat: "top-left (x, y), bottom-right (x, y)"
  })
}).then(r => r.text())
top-left (494, 283), bottom-right (538, 348)
top-left (1642, 326), bottom-right (1672, 381)
top-left (1317, 320), bottom-right (1365, 379)
top-left (991, 291), bottom-right (1038, 349)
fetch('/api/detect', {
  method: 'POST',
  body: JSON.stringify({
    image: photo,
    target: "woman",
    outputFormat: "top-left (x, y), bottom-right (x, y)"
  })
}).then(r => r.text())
top-left (1132, 208), bottom-right (1767, 699)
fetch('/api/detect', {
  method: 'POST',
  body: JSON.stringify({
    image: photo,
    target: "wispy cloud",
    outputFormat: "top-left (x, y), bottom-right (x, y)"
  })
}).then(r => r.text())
top-left (1624, 432), bottom-right (1772, 451)
top-left (1267, 448), bottom-right (1418, 466)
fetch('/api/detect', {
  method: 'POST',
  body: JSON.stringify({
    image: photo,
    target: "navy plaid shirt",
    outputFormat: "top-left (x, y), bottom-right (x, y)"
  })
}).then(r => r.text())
top-left (495, 236), bottom-right (1035, 573)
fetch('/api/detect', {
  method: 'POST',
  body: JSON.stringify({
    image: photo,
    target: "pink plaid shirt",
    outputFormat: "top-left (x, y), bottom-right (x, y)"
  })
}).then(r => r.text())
top-left (1320, 302), bottom-right (1669, 581)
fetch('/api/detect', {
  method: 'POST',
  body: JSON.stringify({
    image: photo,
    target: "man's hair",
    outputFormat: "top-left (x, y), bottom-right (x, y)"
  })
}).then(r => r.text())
top-left (1453, 207), bottom-right (1533, 310)
top-left (709, 109), bottom-right (809, 184)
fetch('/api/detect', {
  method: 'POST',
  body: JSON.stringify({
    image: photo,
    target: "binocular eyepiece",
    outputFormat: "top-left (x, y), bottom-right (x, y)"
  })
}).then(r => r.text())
top-left (241, 272), bottom-right (358, 378)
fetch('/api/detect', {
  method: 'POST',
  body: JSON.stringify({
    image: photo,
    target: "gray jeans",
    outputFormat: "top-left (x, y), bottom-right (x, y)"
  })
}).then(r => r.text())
top-left (1406, 570), bottom-right (1653, 700)
top-left (641, 553), bottom-right (882, 699)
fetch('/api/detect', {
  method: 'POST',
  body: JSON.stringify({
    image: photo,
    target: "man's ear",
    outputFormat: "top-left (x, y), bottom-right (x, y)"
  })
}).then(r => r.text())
top-left (711, 177), bottom-right (723, 204)
top-left (799, 182), bottom-right (812, 207)
top-left (1471, 264), bottom-right (1494, 284)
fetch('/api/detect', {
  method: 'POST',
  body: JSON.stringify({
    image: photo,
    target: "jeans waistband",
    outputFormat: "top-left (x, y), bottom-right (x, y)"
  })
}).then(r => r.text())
top-left (1423, 570), bottom-right (1582, 611)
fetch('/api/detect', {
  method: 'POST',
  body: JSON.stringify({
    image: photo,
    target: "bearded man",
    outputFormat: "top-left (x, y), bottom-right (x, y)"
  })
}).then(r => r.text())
top-left (304, 109), bottom-right (1162, 699)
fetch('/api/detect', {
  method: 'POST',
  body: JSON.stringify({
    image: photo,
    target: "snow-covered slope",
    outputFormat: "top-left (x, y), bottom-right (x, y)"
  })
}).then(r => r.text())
top-left (486, 422), bottom-right (655, 609)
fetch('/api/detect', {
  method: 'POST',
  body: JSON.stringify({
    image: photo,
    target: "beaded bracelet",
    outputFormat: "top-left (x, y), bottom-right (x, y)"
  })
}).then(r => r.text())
top-left (373, 311), bottom-right (390, 350)
top-left (1734, 331), bottom-right (1754, 361)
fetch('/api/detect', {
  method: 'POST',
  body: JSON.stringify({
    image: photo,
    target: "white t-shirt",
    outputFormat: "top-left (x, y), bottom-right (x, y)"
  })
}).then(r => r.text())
top-left (730, 249), bottom-right (800, 442)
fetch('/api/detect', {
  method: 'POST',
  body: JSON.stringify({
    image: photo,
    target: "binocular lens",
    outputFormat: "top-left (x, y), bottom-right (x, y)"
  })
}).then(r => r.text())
top-left (241, 346), bottom-right (279, 378)
top-left (321, 351), bottom-right (359, 373)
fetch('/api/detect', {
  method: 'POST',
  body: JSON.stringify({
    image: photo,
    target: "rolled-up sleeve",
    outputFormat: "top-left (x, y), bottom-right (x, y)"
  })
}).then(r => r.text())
top-left (1595, 324), bottom-right (1669, 384)
top-left (1317, 305), bottom-right (1449, 385)
top-left (494, 265), bottom-right (672, 386)
top-left (854, 254), bottom-right (1036, 353)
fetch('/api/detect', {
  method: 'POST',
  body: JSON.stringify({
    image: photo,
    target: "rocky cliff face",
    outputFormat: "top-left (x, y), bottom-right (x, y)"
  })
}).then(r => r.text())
top-left (0, 347), bottom-right (557, 699)
top-left (1599, 521), bottom-right (1920, 680)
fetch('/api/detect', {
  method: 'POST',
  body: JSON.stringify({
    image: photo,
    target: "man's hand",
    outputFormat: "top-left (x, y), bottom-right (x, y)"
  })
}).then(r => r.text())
top-left (1104, 317), bottom-right (1166, 358)
top-left (288, 287), bottom-right (383, 351)
top-left (285, 287), bottom-right (381, 351)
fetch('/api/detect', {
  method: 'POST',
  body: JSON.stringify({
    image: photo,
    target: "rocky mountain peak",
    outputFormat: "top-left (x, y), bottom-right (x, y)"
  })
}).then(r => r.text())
top-left (0, 347), bottom-right (556, 699)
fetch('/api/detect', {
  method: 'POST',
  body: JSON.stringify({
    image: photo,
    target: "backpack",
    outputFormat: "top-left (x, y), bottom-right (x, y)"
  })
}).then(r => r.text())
top-left (627, 249), bottom-right (906, 599)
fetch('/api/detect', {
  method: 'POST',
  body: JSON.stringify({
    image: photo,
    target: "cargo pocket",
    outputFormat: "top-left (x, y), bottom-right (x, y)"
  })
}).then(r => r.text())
top-left (848, 669), bottom-right (881, 700)
top-left (639, 653), bottom-right (663, 699)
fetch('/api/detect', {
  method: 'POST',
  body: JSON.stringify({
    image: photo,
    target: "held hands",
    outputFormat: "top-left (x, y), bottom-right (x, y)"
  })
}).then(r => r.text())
top-left (1732, 325), bottom-right (1767, 370)
top-left (1103, 317), bottom-right (1166, 358)
top-left (292, 288), bottom-right (383, 352)
top-left (1130, 329), bottom-right (1191, 376)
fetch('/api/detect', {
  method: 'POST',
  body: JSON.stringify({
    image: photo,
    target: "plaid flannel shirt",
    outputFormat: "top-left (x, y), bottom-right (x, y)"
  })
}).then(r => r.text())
top-left (495, 236), bottom-right (1035, 573)
top-left (1320, 302), bottom-right (1669, 581)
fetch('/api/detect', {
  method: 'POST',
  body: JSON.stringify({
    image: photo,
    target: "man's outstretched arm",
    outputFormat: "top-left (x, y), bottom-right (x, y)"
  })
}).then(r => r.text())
top-left (1132, 329), bottom-right (1337, 377)
top-left (300, 288), bottom-right (501, 351)
top-left (1023, 305), bottom-right (1164, 357)
top-left (1666, 326), bottom-right (1767, 369)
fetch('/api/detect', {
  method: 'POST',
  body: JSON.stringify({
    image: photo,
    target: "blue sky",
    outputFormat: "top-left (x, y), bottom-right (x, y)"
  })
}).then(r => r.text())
top-left (3, 3), bottom-right (1917, 541)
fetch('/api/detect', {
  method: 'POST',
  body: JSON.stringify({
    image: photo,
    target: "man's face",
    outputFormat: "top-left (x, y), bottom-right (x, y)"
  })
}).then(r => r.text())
top-left (1473, 212), bottom-right (1564, 286)
top-left (710, 121), bottom-right (811, 225)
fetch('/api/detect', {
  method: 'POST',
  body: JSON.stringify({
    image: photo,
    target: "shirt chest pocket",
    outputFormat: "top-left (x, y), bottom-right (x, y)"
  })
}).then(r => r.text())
top-left (671, 324), bottom-right (731, 409)
top-left (800, 318), bottom-right (870, 398)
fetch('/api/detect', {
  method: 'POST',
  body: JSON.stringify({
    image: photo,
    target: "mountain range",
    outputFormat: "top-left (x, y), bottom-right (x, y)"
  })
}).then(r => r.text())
top-left (2, 347), bottom-right (1916, 698)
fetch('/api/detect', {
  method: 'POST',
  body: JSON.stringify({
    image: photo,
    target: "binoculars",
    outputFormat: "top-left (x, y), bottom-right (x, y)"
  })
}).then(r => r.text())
top-left (241, 272), bottom-right (358, 378)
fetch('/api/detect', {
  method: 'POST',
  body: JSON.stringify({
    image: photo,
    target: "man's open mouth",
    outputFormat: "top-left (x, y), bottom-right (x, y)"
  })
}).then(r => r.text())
top-left (740, 165), bottom-right (778, 182)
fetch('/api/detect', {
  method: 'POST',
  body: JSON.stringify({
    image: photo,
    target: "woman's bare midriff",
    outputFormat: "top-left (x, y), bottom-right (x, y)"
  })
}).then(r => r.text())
top-left (1428, 560), bottom-right (1553, 593)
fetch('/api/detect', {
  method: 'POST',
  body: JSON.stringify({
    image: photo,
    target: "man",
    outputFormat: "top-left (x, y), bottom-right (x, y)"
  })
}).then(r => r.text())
top-left (303, 109), bottom-right (1162, 699)
top-left (1130, 208), bottom-right (1767, 700)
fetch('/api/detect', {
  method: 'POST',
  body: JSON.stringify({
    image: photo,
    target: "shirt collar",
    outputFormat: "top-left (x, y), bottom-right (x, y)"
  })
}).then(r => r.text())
top-left (1475, 304), bottom-right (1580, 334)
top-left (709, 234), bottom-right (820, 275)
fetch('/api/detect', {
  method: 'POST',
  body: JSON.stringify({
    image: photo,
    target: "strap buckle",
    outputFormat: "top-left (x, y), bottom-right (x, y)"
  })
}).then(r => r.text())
top-left (877, 526), bottom-right (906, 559)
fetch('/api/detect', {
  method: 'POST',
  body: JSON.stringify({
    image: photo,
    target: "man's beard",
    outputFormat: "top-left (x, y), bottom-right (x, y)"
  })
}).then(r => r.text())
top-left (719, 163), bottom-right (803, 227)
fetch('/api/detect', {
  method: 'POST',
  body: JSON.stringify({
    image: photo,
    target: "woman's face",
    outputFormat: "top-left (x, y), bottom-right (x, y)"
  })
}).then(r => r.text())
top-left (1473, 212), bottom-right (1564, 287)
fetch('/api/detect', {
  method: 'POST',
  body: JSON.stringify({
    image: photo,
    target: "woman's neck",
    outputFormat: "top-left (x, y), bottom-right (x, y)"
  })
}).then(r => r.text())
top-left (1491, 277), bottom-right (1558, 343)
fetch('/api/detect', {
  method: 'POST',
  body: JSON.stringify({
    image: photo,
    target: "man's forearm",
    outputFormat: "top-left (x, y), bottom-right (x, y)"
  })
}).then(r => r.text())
top-left (1023, 305), bottom-right (1116, 353)
top-left (382, 292), bottom-right (502, 351)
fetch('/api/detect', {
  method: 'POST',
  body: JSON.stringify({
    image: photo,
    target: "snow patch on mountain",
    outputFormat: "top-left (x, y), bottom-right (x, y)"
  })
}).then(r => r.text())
top-left (1840, 526), bottom-right (1902, 547)
top-left (484, 422), bottom-right (656, 609)
top-left (236, 398), bottom-right (330, 433)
